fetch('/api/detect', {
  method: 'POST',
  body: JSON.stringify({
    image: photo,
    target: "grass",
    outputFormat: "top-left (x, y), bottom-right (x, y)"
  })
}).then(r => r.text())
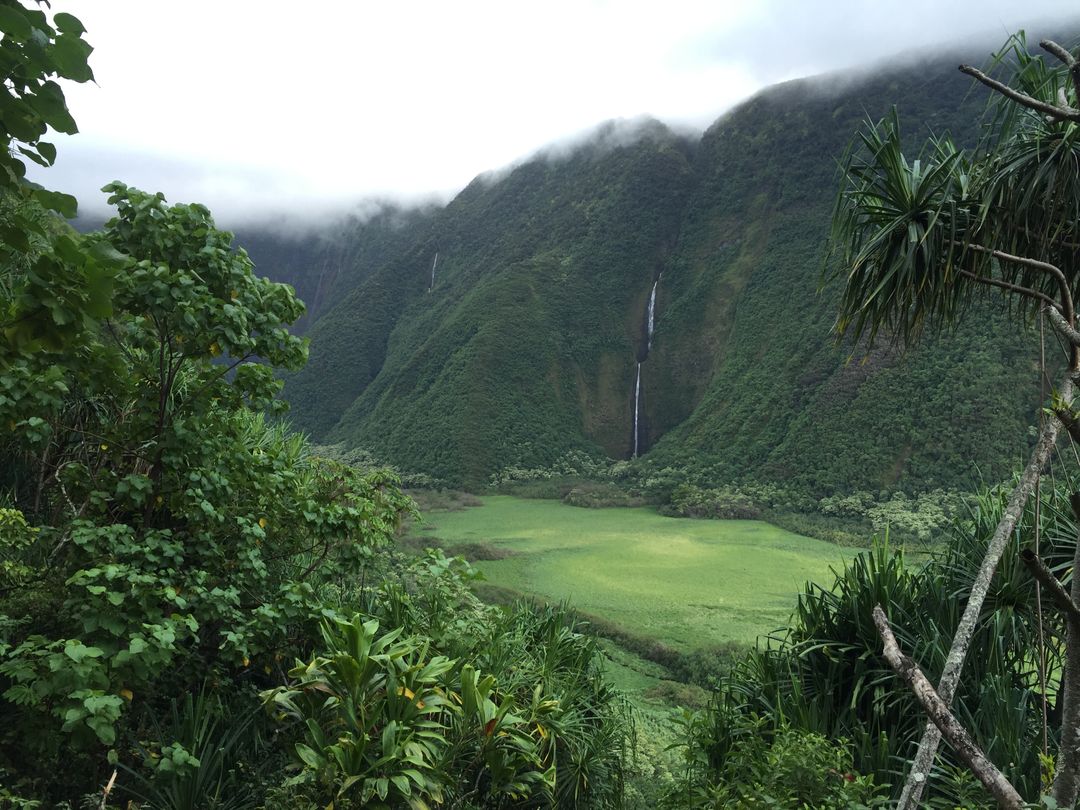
top-left (411, 495), bottom-right (855, 651)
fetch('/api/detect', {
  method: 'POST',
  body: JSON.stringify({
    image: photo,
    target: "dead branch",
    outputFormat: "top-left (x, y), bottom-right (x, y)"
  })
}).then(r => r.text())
top-left (1040, 40), bottom-right (1080, 105)
top-left (958, 243), bottom-right (1074, 326)
top-left (899, 374), bottom-right (1074, 808)
top-left (1020, 549), bottom-right (1080, 630)
top-left (959, 63), bottom-right (1080, 122)
top-left (873, 606), bottom-right (1024, 809)
top-left (1048, 305), bottom-right (1080, 348)
top-left (958, 270), bottom-right (1060, 312)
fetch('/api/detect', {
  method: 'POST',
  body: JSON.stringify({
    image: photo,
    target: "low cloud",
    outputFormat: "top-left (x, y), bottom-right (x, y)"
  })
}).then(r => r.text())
top-left (26, 1), bottom-right (1080, 230)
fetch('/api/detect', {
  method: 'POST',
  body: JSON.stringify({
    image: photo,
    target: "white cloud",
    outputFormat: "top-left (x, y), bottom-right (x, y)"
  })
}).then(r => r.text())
top-left (28, 0), bottom-right (1078, 224)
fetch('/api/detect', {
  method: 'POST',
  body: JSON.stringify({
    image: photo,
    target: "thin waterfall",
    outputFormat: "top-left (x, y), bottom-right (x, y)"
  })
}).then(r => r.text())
top-left (632, 362), bottom-right (641, 458)
top-left (631, 273), bottom-right (661, 458)
top-left (428, 251), bottom-right (439, 290)
top-left (646, 278), bottom-right (659, 351)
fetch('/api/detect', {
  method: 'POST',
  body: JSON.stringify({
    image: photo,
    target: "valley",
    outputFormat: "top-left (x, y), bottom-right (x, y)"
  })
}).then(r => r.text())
top-left (409, 495), bottom-right (851, 651)
top-left (6, 4), bottom-right (1080, 804)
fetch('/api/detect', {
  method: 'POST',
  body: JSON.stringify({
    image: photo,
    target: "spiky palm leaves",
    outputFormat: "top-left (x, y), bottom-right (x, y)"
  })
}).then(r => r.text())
top-left (830, 34), bottom-right (1080, 347)
top-left (678, 481), bottom-right (1080, 806)
top-left (830, 113), bottom-right (974, 345)
top-left (826, 33), bottom-right (1080, 806)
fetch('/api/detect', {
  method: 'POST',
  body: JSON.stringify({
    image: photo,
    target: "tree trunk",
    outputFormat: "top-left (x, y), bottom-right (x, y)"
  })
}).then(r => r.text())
top-left (1052, 492), bottom-right (1080, 805)
top-left (898, 375), bottom-right (1073, 809)
top-left (873, 606), bottom-right (1024, 808)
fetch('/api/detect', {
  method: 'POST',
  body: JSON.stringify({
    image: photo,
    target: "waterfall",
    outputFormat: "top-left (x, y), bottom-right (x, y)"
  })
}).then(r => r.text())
top-left (428, 251), bottom-right (439, 290)
top-left (631, 273), bottom-right (661, 458)
top-left (632, 362), bottom-right (641, 458)
top-left (646, 278), bottom-right (658, 351)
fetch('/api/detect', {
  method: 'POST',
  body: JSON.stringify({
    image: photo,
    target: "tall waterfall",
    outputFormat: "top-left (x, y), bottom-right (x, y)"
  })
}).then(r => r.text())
top-left (631, 274), bottom-right (661, 458)
top-left (632, 362), bottom-right (642, 458)
top-left (428, 251), bottom-right (439, 290)
top-left (646, 278), bottom-right (659, 351)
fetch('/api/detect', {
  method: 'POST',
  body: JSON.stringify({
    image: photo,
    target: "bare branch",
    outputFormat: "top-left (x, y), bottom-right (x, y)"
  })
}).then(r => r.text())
top-left (959, 63), bottom-right (1080, 122)
top-left (1021, 549), bottom-right (1080, 629)
top-left (958, 269), bottom-right (1060, 312)
top-left (1047, 305), bottom-right (1080, 348)
top-left (1055, 406), bottom-right (1080, 447)
top-left (873, 606), bottom-right (1024, 808)
top-left (1040, 40), bottom-right (1080, 105)
top-left (1042, 39), bottom-right (1078, 68)
top-left (900, 374), bottom-right (1074, 808)
top-left (958, 242), bottom-right (1073, 321)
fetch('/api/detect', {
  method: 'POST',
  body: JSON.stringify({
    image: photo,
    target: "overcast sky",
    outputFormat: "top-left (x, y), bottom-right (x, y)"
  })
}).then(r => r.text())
top-left (29, 0), bottom-right (1077, 226)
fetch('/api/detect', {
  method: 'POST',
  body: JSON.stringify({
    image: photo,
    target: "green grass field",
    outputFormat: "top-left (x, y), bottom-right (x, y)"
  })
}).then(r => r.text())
top-left (414, 495), bottom-right (853, 651)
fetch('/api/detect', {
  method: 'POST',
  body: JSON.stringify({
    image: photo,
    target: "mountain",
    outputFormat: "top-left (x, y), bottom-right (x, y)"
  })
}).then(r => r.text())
top-left (241, 44), bottom-right (1047, 494)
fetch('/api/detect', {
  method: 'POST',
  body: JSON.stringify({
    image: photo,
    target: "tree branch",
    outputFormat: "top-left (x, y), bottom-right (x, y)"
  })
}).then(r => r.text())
top-left (959, 63), bottom-right (1080, 122)
top-left (1021, 549), bottom-right (1080, 630)
top-left (899, 374), bottom-right (1074, 808)
top-left (1040, 40), bottom-right (1080, 106)
top-left (1047, 305), bottom-right (1080, 348)
top-left (958, 243), bottom-right (1073, 323)
top-left (873, 606), bottom-right (1024, 809)
top-left (958, 269), bottom-right (1060, 312)
top-left (1055, 406), bottom-right (1080, 446)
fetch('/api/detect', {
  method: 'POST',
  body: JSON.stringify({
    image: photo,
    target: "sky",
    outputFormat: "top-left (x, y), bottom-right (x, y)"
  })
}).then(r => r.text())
top-left (28, 0), bottom-right (1078, 226)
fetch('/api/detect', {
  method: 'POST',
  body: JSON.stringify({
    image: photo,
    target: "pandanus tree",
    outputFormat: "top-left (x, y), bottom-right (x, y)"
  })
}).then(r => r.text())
top-left (830, 33), bottom-right (1080, 808)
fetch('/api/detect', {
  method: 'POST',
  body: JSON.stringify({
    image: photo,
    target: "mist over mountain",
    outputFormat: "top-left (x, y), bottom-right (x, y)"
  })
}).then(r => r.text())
top-left (235, 38), bottom-right (1060, 493)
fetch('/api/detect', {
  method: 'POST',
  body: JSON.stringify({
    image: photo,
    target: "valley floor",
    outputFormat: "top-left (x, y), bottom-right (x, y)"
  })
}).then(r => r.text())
top-left (411, 495), bottom-right (853, 650)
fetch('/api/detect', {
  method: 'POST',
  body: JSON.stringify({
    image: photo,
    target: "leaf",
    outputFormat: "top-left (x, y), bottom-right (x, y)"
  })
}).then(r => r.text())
top-left (295, 742), bottom-right (323, 769)
top-left (53, 12), bottom-right (86, 35)
top-left (27, 80), bottom-right (78, 134)
top-left (0, 5), bottom-right (32, 40)
top-left (49, 34), bottom-right (94, 83)
top-left (64, 642), bottom-right (104, 662)
top-left (35, 141), bottom-right (56, 164)
top-left (31, 188), bottom-right (77, 218)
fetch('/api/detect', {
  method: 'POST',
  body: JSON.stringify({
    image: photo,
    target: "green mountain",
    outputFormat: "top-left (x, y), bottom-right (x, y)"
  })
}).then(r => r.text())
top-left (245, 46), bottom-right (1046, 493)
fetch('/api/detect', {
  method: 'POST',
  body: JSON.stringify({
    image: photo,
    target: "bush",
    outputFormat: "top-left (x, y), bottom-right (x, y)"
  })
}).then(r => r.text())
top-left (563, 482), bottom-right (646, 508)
top-left (662, 484), bottom-right (762, 520)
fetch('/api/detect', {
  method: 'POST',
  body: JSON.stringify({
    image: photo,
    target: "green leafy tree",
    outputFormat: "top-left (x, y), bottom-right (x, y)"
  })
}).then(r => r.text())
top-left (0, 1), bottom-right (121, 355)
top-left (0, 184), bottom-right (412, 799)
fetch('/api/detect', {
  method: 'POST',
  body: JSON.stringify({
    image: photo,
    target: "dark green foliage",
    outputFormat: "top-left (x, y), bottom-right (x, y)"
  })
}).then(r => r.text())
top-left (0, 184), bottom-right (633, 805)
top-left (117, 689), bottom-right (264, 810)
top-left (0, 183), bottom-right (417, 802)
top-left (262, 546), bottom-right (631, 809)
top-left (668, 714), bottom-right (888, 808)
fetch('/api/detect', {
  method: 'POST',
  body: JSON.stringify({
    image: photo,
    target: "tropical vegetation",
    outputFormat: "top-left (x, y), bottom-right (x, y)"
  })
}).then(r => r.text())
top-left (5, 1), bottom-right (1080, 808)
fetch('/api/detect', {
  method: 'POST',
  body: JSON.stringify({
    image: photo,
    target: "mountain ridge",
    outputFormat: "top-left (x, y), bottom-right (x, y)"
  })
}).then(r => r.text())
top-left (240, 39), bottom-right (1057, 493)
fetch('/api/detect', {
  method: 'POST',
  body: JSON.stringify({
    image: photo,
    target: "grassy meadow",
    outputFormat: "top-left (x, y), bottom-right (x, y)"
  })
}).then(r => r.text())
top-left (413, 495), bottom-right (854, 651)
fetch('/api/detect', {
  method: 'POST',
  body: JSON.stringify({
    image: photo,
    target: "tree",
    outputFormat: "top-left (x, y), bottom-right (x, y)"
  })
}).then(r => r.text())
top-left (0, 182), bottom-right (418, 799)
top-left (0, 1), bottom-right (121, 356)
top-left (830, 33), bottom-right (1080, 808)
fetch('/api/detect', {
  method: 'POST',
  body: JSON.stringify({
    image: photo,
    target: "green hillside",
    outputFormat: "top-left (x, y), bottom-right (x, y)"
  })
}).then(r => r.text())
top-left (236, 204), bottom-right (434, 332)
top-left (643, 67), bottom-right (1038, 494)
top-left (255, 49), bottom-right (1040, 493)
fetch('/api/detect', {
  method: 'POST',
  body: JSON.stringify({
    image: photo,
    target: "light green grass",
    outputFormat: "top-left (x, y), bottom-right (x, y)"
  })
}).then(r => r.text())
top-left (417, 495), bottom-right (854, 651)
